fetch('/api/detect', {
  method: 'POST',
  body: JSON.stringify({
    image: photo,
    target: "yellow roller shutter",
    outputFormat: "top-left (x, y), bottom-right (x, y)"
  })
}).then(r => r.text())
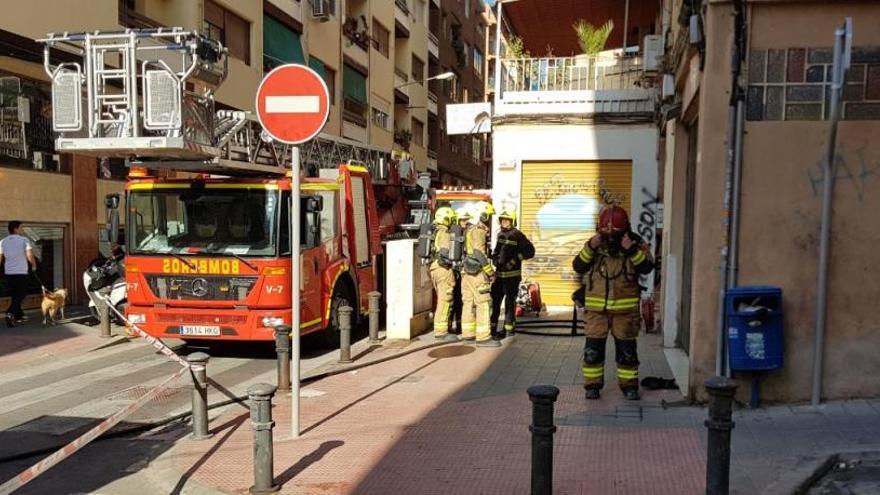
top-left (520, 161), bottom-right (632, 306)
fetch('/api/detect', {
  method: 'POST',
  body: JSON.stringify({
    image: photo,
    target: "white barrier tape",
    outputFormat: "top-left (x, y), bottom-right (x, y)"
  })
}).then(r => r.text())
top-left (95, 294), bottom-right (191, 370)
top-left (0, 366), bottom-right (189, 495)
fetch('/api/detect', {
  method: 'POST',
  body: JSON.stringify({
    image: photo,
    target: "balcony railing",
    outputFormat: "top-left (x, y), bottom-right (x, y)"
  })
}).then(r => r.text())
top-left (427, 91), bottom-right (438, 103)
top-left (395, 0), bottom-right (409, 15)
top-left (343, 97), bottom-right (368, 128)
top-left (501, 55), bottom-right (644, 94)
top-left (496, 55), bottom-right (655, 115)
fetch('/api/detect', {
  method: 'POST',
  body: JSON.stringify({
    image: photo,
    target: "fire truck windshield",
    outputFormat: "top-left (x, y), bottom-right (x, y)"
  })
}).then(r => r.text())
top-left (128, 188), bottom-right (280, 257)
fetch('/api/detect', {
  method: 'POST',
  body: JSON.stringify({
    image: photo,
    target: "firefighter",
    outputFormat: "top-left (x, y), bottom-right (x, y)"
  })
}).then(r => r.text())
top-left (573, 204), bottom-right (654, 401)
top-left (490, 208), bottom-right (535, 339)
top-left (448, 207), bottom-right (473, 335)
top-left (430, 207), bottom-right (459, 342)
top-left (461, 202), bottom-right (500, 347)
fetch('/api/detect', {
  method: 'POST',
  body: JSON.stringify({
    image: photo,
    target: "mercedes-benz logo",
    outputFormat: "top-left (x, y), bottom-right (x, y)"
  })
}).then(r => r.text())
top-left (191, 278), bottom-right (209, 297)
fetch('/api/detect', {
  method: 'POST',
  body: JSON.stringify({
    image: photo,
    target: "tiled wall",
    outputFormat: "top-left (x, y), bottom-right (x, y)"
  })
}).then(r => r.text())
top-left (746, 47), bottom-right (880, 121)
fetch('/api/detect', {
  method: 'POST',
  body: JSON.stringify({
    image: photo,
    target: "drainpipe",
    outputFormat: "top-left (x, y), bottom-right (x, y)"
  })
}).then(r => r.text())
top-left (715, 0), bottom-right (746, 378)
top-left (622, 0), bottom-right (630, 51)
top-left (812, 19), bottom-right (851, 406)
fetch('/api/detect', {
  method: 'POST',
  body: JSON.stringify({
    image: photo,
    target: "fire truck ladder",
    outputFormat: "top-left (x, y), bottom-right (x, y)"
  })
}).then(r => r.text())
top-left (40, 28), bottom-right (289, 176)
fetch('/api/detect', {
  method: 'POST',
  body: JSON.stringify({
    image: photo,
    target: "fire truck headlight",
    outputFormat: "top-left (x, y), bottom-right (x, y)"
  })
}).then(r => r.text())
top-left (128, 314), bottom-right (147, 324)
top-left (262, 316), bottom-right (285, 328)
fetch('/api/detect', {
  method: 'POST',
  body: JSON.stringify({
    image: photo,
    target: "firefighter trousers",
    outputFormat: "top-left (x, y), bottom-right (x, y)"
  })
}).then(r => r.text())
top-left (582, 310), bottom-right (641, 392)
top-left (449, 270), bottom-right (463, 334)
top-left (490, 277), bottom-right (520, 335)
top-left (430, 266), bottom-right (455, 336)
top-left (461, 272), bottom-right (492, 341)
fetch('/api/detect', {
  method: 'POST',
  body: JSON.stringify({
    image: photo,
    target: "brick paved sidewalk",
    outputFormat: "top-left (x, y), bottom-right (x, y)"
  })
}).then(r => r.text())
top-left (161, 332), bottom-right (705, 494)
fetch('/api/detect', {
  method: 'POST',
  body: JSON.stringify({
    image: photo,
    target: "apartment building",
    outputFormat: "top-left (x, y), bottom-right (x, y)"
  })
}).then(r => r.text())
top-left (0, 0), bottom-right (433, 307)
top-left (427, 0), bottom-right (488, 186)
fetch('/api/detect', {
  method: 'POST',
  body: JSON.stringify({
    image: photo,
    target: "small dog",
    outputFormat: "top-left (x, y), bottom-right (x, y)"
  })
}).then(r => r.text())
top-left (41, 288), bottom-right (68, 325)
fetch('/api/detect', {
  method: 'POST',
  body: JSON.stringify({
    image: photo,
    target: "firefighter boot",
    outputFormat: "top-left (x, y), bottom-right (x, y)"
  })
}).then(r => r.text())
top-left (615, 337), bottom-right (640, 400)
top-left (582, 337), bottom-right (606, 399)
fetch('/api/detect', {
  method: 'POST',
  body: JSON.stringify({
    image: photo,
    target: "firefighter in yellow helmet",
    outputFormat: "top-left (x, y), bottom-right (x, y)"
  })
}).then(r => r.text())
top-left (461, 202), bottom-right (500, 347)
top-left (448, 207), bottom-right (473, 334)
top-left (490, 207), bottom-right (535, 339)
top-left (430, 207), bottom-right (459, 341)
top-left (573, 205), bottom-right (654, 401)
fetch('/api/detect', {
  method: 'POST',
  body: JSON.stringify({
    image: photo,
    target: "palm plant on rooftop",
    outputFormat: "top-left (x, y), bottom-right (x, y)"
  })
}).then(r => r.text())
top-left (573, 19), bottom-right (614, 56)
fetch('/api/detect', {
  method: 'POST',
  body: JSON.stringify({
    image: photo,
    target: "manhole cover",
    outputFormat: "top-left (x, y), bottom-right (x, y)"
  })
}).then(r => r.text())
top-left (807, 454), bottom-right (880, 495)
top-left (428, 345), bottom-right (475, 358)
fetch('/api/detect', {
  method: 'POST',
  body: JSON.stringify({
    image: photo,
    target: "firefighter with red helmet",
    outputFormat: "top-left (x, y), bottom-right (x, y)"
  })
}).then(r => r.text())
top-left (573, 204), bottom-right (654, 401)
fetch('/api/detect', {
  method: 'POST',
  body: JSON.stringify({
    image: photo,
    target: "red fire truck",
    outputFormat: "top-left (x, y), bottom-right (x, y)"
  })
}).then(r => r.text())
top-left (41, 29), bottom-right (424, 343)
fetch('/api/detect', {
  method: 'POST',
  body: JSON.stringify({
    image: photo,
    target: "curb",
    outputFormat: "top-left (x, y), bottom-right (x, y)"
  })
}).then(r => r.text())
top-left (761, 453), bottom-right (838, 495)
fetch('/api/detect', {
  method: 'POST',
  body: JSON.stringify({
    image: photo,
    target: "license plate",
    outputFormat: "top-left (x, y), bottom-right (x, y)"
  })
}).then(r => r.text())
top-left (180, 325), bottom-right (221, 336)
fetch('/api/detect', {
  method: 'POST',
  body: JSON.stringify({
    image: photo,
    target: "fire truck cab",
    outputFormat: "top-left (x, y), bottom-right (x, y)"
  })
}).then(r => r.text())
top-left (122, 164), bottom-right (380, 343)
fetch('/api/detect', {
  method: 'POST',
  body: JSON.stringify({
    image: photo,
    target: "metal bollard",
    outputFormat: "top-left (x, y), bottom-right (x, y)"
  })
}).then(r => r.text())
top-left (338, 305), bottom-right (353, 364)
top-left (274, 325), bottom-right (292, 392)
top-left (705, 376), bottom-right (737, 495)
top-left (99, 292), bottom-right (112, 338)
top-left (368, 291), bottom-right (381, 343)
top-left (186, 352), bottom-right (212, 440)
top-left (248, 383), bottom-right (279, 494)
top-left (528, 385), bottom-right (560, 495)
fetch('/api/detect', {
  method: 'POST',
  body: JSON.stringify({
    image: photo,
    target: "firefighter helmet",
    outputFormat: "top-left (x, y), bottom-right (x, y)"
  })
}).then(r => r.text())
top-left (475, 201), bottom-right (495, 223)
top-left (597, 204), bottom-right (630, 235)
top-left (498, 207), bottom-right (517, 227)
top-left (433, 206), bottom-right (456, 226)
top-left (456, 207), bottom-right (473, 223)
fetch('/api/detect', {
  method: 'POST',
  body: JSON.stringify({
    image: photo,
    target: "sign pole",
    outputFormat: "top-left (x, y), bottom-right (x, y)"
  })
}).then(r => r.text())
top-left (291, 146), bottom-right (301, 439)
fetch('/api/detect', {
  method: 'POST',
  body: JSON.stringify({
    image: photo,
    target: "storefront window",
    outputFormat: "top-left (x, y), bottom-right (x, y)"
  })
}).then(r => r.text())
top-left (0, 223), bottom-right (67, 304)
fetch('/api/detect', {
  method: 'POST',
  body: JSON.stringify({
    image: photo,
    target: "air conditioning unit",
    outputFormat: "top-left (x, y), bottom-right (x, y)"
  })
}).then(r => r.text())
top-left (643, 34), bottom-right (665, 72)
top-left (311, 0), bottom-right (331, 20)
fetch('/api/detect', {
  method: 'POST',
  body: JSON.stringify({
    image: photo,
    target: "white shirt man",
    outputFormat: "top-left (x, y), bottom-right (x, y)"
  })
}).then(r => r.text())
top-left (1, 221), bottom-right (37, 325)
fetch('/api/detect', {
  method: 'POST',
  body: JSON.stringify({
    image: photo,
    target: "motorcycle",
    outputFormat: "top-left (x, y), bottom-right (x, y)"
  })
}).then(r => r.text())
top-left (83, 251), bottom-right (127, 325)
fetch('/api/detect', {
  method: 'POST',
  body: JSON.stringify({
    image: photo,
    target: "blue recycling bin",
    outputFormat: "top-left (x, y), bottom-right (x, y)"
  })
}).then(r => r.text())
top-left (726, 286), bottom-right (783, 371)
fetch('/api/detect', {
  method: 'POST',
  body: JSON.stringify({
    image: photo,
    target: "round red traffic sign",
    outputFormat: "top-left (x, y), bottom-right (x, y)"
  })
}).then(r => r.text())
top-left (255, 64), bottom-right (330, 144)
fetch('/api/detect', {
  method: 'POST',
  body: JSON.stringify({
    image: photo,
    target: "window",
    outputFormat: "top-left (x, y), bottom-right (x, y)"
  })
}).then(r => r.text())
top-left (205, 0), bottom-right (251, 64)
top-left (412, 118), bottom-right (424, 147)
top-left (309, 57), bottom-right (335, 105)
top-left (464, 0), bottom-right (470, 18)
top-left (462, 87), bottom-right (469, 103)
top-left (372, 107), bottom-right (390, 130)
top-left (343, 64), bottom-right (368, 127)
top-left (264, 14), bottom-right (304, 72)
top-left (463, 42), bottom-right (469, 66)
top-left (372, 19), bottom-right (390, 58)
top-left (411, 55), bottom-right (425, 83)
top-left (473, 48), bottom-right (483, 77)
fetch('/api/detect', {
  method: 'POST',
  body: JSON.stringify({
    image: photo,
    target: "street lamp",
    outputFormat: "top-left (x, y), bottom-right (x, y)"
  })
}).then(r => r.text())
top-left (396, 71), bottom-right (455, 89)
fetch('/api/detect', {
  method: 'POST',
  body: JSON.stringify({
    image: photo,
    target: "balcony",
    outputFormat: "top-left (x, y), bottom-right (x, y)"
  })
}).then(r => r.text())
top-left (495, 55), bottom-right (656, 117)
top-left (395, 0), bottom-right (411, 37)
top-left (394, 67), bottom-right (409, 102)
top-left (428, 32), bottom-right (440, 59)
top-left (427, 91), bottom-right (438, 115)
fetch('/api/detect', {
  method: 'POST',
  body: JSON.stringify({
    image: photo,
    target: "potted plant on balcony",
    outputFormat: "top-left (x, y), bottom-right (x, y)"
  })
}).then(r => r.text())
top-left (573, 19), bottom-right (614, 56)
top-left (343, 15), bottom-right (370, 50)
top-left (393, 128), bottom-right (412, 151)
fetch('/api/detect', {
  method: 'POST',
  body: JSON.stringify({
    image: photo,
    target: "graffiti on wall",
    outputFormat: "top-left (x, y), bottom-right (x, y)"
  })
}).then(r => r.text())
top-left (533, 174), bottom-right (627, 207)
top-left (635, 186), bottom-right (660, 290)
top-left (806, 141), bottom-right (880, 201)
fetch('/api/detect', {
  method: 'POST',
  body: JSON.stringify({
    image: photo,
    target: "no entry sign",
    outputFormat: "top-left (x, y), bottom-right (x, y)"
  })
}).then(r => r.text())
top-left (255, 64), bottom-right (330, 144)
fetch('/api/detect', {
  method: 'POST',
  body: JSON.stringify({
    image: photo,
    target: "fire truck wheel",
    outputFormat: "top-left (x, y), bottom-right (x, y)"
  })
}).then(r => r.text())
top-left (322, 283), bottom-right (355, 349)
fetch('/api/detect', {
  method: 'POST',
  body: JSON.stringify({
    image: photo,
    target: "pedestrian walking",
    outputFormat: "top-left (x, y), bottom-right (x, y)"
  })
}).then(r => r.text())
top-left (430, 207), bottom-right (459, 342)
top-left (1, 221), bottom-right (38, 327)
top-left (461, 202), bottom-right (499, 348)
top-left (490, 208), bottom-right (535, 340)
top-left (448, 207), bottom-right (473, 335)
top-left (572, 205), bottom-right (654, 401)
